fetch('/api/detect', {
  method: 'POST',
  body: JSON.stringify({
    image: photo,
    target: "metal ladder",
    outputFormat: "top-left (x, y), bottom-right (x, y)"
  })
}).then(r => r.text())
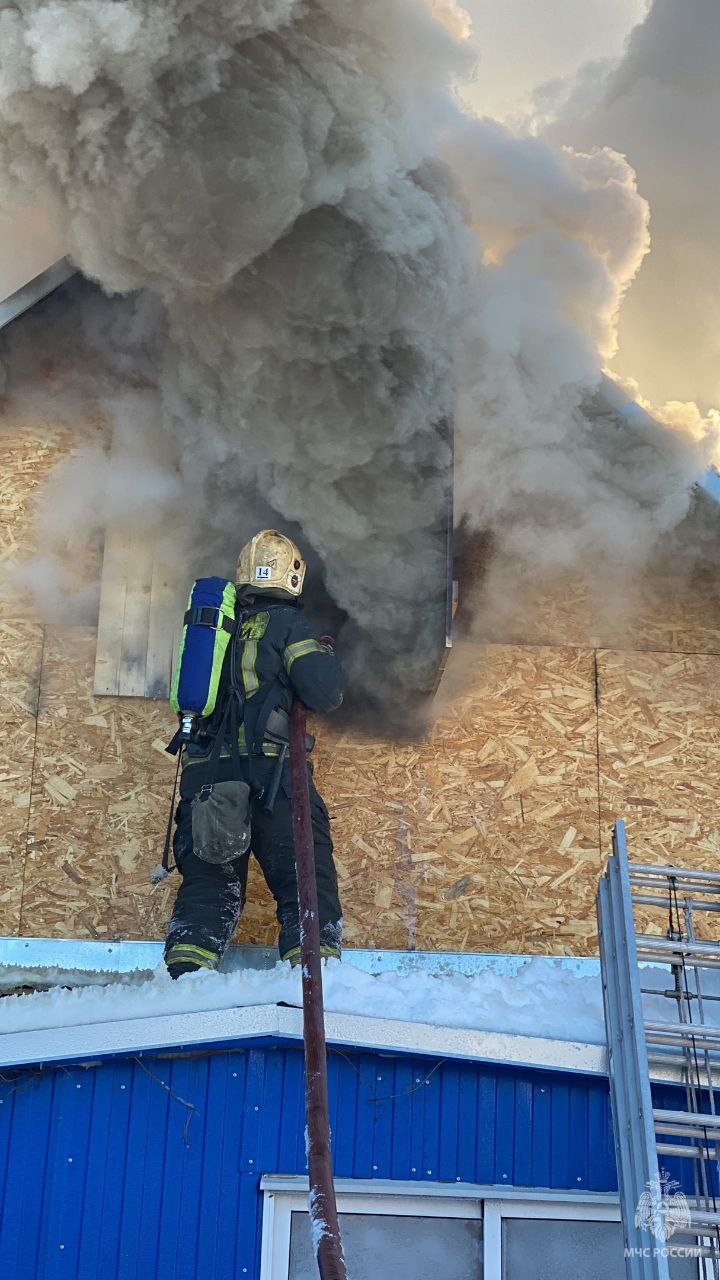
top-left (597, 820), bottom-right (720, 1278)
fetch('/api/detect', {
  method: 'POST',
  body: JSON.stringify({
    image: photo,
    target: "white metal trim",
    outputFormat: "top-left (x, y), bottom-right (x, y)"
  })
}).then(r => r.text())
top-left (258, 1182), bottom-right (625, 1280)
top-left (0, 258), bottom-right (74, 329)
top-left (0, 1000), bottom-right (608, 1076)
top-left (259, 1188), bottom-right (482, 1280)
top-left (259, 1176), bottom-right (620, 1206)
top-left (496, 1197), bottom-right (620, 1221)
top-left (259, 1190), bottom-right (278, 1280)
top-left (483, 1201), bottom-right (502, 1280)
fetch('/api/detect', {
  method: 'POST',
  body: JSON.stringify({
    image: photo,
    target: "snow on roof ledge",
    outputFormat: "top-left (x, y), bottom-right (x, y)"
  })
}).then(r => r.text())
top-left (2, 937), bottom-right (702, 1085)
top-left (0, 937), bottom-right (600, 988)
top-left (0, 940), bottom-right (696, 1085)
top-left (0, 1000), bottom-right (606, 1078)
top-left (0, 940), bottom-right (611, 1076)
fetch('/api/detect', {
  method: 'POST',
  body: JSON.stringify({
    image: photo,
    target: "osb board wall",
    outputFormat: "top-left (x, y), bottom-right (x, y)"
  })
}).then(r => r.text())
top-left (0, 619), bottom-right (43, 934)
top-left (2, 419), bottom-right (720, 953)
top-left (598, 649), bottom-right (720, 939)
top-left (9, 630), bottom-right (720, 955)
top-left (474, 567), bottom-right (720, 656)
top-left (0, 423), bottom-right (77, 620)
top-left (314, 644), bottom-right (600, 953)
top-left (14, 630), bottom-right (601, 952)
top-left (23, 627), bottom-right (178, 940)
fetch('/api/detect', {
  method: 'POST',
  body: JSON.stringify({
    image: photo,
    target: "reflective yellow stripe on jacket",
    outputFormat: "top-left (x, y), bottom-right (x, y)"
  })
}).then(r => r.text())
top-left (283, 638), bottom-right (326, 673)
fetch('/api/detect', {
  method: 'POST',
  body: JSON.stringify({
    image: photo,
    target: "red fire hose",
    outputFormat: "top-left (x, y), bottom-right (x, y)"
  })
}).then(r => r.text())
top-left (289, 699), bottom-right (347, 1280)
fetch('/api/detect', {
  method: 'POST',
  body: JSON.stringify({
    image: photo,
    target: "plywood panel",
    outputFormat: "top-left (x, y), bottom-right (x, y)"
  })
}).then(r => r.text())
top-left (18, 636), bottom-right (603, 954)
top-left (474, 568), bottom-right (720, 657)
top-left (23, 627), bottom-right (181, 939)
top-left (0, 619), bottom-right (44, 934)
top-left (598, 649), bottom-right (720, 855)
top-left (0, 426), bottom-right (65, 618)
top-left (598, 649), bottom-right (720, 936)
top-left (314, 643), bottom-right (601, 955)
top-left (0, 420), bottom-right (102, 624)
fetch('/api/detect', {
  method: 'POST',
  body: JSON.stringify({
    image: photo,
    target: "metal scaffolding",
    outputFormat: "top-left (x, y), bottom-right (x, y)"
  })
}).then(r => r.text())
top-left (598, 819), bottom-right (720, 1279)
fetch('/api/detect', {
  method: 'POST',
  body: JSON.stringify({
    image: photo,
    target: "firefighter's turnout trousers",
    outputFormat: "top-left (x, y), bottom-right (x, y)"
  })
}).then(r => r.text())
top-left (164, 755), bottom-right (342, 976)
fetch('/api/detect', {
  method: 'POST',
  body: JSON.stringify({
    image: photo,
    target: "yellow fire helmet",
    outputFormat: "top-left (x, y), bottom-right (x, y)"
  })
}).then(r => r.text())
top-left (235, 529), bottom-right (306, 598)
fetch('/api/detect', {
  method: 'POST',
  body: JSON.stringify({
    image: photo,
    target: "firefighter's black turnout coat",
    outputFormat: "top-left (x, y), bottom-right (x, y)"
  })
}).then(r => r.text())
top-left (164, 595), bottom-right (344, 975)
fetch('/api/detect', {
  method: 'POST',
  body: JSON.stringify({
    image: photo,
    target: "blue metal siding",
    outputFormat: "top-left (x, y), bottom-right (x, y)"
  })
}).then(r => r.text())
top-left (0, 1043), bottom-right (619, 1280)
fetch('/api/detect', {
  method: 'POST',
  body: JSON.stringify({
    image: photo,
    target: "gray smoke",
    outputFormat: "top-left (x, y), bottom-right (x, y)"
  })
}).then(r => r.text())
top-left (540, 0), bottom-right (720, 409)
top-left (0, 0), bottom-right (473, 720)
top-left (0, 0), bottom-right (716, 725)
top-left (441, 112), bottom-right (714, 631)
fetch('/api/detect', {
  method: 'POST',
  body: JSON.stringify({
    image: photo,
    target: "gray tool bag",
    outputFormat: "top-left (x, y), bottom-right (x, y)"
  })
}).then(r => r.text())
top-left (191, 651), bottom-right (251, 864)
top-left (192, 778), bottom-right (251, 864)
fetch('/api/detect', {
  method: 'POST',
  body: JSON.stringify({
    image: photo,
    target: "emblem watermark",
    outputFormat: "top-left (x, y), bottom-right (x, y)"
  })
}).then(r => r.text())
top-left (625, 1172), bottom-right (701, 1262)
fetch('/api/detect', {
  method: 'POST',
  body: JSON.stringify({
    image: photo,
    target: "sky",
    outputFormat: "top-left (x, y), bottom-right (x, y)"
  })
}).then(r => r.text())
top-left (458, 0), bottom-right (649, 122)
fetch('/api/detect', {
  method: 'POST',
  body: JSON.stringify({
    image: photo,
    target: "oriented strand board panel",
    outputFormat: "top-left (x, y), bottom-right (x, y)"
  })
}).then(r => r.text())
top-left (14, 636), bottom-right (720, 956)
top-left (473, 568), bottom-right (720, 656)
top-left (314, 643), bottom-right (601, 955)
top-left (0, 619), bottom-right (44, 933)
top-left (23, 627), bottom-right (181, 940)
top-left (0, 424), bottom-right (87, 619)
top-left (598, 649), bottom-right (720, 936)
top-left (19, 637), bottom-right (601, 954)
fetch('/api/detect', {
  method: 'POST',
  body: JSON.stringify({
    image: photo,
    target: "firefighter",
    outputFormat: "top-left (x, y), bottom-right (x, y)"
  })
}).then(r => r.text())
top-left (164, 530), bottom-right (344, 979)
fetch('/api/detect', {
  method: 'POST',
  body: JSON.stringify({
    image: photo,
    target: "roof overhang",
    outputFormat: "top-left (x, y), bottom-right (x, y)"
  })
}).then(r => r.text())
top-left (0, 257), bottom-right (75, 330)
top-left (0, 937), bottom-right (693, 1085)
top-left (0, 999), bottom-right (607, 1077)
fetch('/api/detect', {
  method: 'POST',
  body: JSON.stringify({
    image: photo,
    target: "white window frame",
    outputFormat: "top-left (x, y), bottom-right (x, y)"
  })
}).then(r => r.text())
top-left (259, 1177), bottom-right (631, 1280)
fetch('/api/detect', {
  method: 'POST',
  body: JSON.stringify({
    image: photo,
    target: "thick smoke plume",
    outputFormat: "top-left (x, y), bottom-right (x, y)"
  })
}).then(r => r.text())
top-left (0, 0), bottom-right (716, 726)
top-left (541, 0), bottom-right (720, 410)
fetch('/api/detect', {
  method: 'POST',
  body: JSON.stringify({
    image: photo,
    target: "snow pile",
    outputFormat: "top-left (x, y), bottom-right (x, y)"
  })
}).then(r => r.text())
top-left (0, 956), bottom-right (623, 1045)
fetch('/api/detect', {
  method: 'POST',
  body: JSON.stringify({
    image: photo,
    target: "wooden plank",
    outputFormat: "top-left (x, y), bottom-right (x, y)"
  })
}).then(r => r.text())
top-left (93, 529), bottom-right (129, 696)
top-left (145, 555), bottom-right (185, 701)
top-left (116, 533), bottom-right (153, 697)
